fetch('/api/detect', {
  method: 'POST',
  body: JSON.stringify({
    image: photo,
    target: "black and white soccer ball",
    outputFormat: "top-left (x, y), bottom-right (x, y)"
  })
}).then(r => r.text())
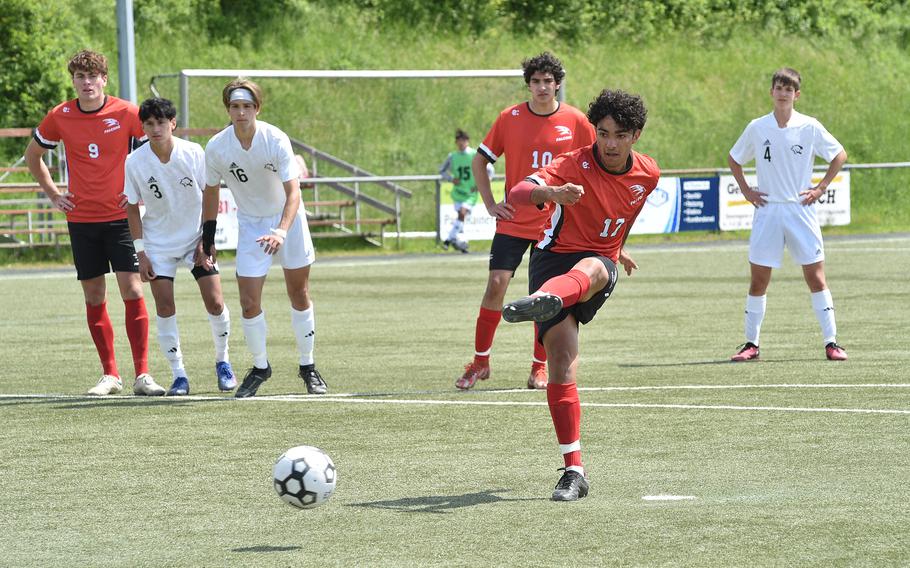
top-left (272, 445), bottom-right (337, 509)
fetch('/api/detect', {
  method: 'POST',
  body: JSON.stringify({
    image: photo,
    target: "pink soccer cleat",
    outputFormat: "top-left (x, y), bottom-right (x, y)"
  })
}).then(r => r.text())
top-left (731, 342), bottom-right (760, 362)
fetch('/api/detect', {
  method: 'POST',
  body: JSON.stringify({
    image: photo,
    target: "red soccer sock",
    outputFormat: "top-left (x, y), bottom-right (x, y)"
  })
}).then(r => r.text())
top-left (539, 269), bottom-right (591, 308)
top-left (473, 307), bottom-right (501, 367)
top-left (123, 297), bottom-right (149, 376)
top-left (85, 302), bottom-right (118, 377)
top-left (532, 324), bottom-right (547, 368)
top-left (547, 381), bottom-right (583, 470)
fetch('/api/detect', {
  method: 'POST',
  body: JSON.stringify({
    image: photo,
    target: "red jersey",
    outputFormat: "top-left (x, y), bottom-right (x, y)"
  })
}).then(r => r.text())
top-left (479, 102), bottom-right (595, 240)
top-left (34, 96), bottom-right (144, 223)
top-left (528, 146), bottom-right (660, 261)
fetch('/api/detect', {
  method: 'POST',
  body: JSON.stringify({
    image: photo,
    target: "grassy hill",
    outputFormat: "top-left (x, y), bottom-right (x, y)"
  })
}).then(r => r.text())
top-left (6, 2), bottom-right (910, 234)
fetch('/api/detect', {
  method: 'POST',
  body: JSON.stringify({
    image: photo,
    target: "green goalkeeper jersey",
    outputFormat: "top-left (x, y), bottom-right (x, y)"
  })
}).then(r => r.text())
top-left (447, 148), bottom-right (479, 205)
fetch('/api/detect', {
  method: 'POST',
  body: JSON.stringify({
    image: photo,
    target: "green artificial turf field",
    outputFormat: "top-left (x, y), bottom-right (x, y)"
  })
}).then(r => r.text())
top-left (1, 235), bottom-right (907, 566)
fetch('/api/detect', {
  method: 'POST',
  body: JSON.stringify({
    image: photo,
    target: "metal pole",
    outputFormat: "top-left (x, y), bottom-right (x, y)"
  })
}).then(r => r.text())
top-left (435, 179), bottom-right (441, 245)
top-left (179, 72), bottom-right (190, 130)
top-left (116, 0), bottom-right (137, 103)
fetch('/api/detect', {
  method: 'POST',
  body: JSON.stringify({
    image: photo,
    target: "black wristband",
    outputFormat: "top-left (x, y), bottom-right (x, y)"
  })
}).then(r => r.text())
top-left (202, 220), bottom-right (217, 252)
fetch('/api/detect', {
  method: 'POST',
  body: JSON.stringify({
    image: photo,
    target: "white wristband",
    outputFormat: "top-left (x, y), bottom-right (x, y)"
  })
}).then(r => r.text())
top-left (133, 239), bottom-right (145, 253)
top-left (270, 228), bottom-right (287, 239)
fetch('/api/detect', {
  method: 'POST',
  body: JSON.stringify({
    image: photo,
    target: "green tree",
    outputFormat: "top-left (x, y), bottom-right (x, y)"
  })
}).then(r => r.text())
top-left (0, 0), bottom-right (81, 158)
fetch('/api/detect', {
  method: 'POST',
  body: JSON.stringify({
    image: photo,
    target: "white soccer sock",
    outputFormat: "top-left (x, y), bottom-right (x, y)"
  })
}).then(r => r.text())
top-left (241, 312), bottom-right (269, 369)
top-left (156, 314), bottom-right (186, 379)
top-left (447, 219), bottom-right (463, 242)
top-left (744, 294), bottom-right (766, 345)
top-left (291, 305), bottom-right (315, 366)
top-left (811, 289), bottom-right (837, 344)
top-left (208, 306), bottom-right (230, 363)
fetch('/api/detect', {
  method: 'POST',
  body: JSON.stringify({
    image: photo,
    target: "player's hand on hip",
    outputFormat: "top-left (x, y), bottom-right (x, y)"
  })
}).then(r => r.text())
top-left (257, 234), bottom-right (284, 255)
top-left (487, 201), bottom-right (515, 220)
top-left (743, 186), bottom-right (768, 207)
top-left (549, 183), bottom-right (584, 205)
top-left (800, 185), bottom-right (824, 206)
top-left (618, 248), bottom-right (638, 276)
top-left (52, 192), bottom-right (75, 213)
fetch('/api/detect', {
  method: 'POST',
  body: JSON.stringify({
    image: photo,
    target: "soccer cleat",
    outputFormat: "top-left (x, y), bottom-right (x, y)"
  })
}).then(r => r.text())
top-left (527, 366), bottom-right (548, 390)
top-left (299, 365), bottom-right (328, 395)
top-left (502, 293), bottom-right (563, 324)
top-left (825, 342), bottom-right (848, 361)
top-left (216, 361), bottom-right (237, 391)
top-left (455, 362), bottom-right (490, 390)
top-left (442, 240), bottom-right (451, 250)
top-left (133, 373), bottom-right (165, 396)
top-left (730, 342), bottom-right (760, 362)
top-left (235, 364), bottom-right (272, 398)
top-left (166, 376), bottom-right (190, 396)
top-left (552, 468), bottom-right (589, 502)
top-left (87, 375), bottom-right (123, 396)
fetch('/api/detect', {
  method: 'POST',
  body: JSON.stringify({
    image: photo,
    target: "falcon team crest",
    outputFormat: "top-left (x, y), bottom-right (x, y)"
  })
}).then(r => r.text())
top-left (628, 184), bottom-right (646, 205)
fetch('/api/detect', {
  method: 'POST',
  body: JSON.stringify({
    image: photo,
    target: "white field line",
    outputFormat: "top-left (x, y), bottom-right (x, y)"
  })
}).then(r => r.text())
top-left (642, 495), bottom-right (697, 501)
top-left (1, 236), bottom-right (907, 280)
top-left (2, 392), bottom-right (909, 415)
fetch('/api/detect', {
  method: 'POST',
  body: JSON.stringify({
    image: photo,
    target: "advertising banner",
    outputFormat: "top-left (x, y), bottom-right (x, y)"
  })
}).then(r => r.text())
top-left (719, 171), bottom-right (850, 230)
top-left (629, 176), bottom-right (680, 234)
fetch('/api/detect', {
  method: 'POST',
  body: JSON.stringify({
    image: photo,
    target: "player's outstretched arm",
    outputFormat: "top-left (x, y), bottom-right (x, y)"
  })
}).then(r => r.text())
top-left (472, 152), bottom-right (513, 220)
top-left (728, 154), bottom-right (767, 207)
top-left (25, 139), bottom-right (74, 212)
top-left (801, 149), bottom-right (848, 205)
top-left (510, 179), bottom-right (584, 206)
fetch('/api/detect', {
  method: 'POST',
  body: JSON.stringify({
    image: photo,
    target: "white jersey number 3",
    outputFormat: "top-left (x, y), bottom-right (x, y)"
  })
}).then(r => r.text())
top-left (600, 218), bottom-right (626, 238)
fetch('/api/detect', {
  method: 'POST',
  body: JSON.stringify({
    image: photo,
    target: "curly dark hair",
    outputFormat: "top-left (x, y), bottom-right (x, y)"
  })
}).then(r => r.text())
top-left (138, 98), bottom-right (177, 122)
top-left (67, 50), bottom-right (108, 76)
top-left (521, 52), bottom-right (565, 86)
top-left (587, 89), bottom-right (648, 132)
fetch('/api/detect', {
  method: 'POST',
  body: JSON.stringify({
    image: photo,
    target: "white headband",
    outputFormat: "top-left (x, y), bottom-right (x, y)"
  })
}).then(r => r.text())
top-left (229, 88), bottom-right (256, 103)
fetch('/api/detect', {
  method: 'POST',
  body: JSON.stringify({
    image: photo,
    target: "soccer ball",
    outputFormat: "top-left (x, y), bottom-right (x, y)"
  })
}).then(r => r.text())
top-left (272, 445), bottom-right (337, 509)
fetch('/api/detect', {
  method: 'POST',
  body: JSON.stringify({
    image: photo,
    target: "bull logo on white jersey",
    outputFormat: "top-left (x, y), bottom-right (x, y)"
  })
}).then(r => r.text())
top-left (790, 145), bottom-right (803, 155)
top-left (103, 118), bottom-right (121, 133)
top-left (554, 125), bottom-right (573, 142)
top-left (264, 162), bottom-right (277, 172)
top-left (179, 177), bottom-right (194, 188)
top-left (628, 184), bottom-right (646, 205)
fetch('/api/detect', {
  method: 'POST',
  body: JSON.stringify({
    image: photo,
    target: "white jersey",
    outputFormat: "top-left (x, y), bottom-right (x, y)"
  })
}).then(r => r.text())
top-left (124, 137), bottom-right (206, 256)
top-left (204, 121), bottom-right (299, 217)
top-left (729, 110), bottom-right (843, 203)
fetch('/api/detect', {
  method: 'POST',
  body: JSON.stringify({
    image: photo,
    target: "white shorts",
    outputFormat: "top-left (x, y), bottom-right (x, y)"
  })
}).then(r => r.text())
top-left (453, 202), bottom-right (474, 214)
top-left (236, 211), bottom-right (315, 277)
top-left (148, 245), bottom-right (217, 279)
top-left (749, 202), bottom-right (824, 268)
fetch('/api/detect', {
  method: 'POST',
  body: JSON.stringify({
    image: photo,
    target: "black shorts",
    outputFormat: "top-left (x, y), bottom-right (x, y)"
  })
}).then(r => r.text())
top-left (152, 264), bottom-right (219, 282)
top-left (68, 219), bottom-right (138, 280)
top-left (529, 249), bottom-right (619, 342)
top-left (489, 232), bottom-right (536, 274)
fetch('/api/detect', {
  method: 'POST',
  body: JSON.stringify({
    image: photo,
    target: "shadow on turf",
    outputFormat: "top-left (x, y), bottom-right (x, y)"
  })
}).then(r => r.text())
top-left (232, 545), bottom-right (302, 553)
top-left (350, 489), bottom-right (540, 514)
top-left (0, 397), bottom-right (229, 410)
top-left (619, 358), bottom-right (816, 368)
